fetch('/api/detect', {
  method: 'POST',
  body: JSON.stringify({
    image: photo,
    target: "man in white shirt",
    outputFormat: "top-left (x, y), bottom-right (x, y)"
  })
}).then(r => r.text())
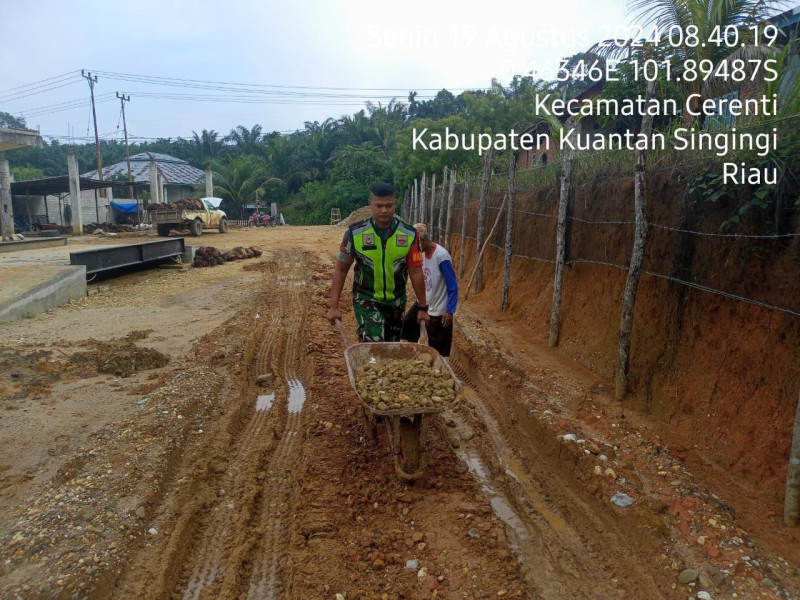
top-left (401, 223), bottom-right (459, 356)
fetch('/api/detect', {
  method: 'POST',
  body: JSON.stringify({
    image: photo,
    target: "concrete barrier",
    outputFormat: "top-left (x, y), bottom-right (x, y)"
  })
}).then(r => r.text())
top-left (0, 236), bottom-right (68, 253)
top-left (0, 265), bottom-right (86, 323)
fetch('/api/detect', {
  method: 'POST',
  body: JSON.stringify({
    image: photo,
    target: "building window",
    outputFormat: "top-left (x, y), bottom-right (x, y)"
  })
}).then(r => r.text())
top-left (541, 153), bottom-right (548, 165)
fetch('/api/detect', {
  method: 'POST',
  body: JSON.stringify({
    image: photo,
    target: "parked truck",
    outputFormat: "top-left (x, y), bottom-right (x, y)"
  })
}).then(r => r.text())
top-left (151, 197), bottom-right (228, 237)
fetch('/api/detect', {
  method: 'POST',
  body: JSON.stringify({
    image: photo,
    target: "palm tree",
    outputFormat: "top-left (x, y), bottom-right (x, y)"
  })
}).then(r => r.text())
top-left (190, 129), bottom-right (225, 166)
top-left (225, 124), bottom-right (264, 156)
top-left (211, 156), bottom-right (271, 217)
top-left (626, 0), bottom-right (779, 125)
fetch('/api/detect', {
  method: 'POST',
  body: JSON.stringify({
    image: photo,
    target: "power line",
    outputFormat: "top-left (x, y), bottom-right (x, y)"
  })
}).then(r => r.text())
top-left (89, 69), bottom-right (483, 93)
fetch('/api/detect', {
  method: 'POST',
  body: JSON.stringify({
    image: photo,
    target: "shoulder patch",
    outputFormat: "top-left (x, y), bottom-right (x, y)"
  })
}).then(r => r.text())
top-left (350, 219), bottom-right (371, 236)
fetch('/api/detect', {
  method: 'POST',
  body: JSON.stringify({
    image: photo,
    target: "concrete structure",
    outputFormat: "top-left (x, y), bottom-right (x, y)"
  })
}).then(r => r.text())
top-left (205, 169), bottom-right (213, 197)
top-left (67, 153), bottom-right (83, 234)
top-left (11, 175), bottom-right (114, 229)
top-left (0, 127), bottom-right (43, 236)
top-left (0, 236), bottom-right (67, 254)
top-left (0, 265), bottom-right (86, 324)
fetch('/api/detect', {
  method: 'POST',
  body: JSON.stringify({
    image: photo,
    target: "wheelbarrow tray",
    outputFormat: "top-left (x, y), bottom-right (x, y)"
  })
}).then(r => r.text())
top-left (343, 341), bottom-right (462, 417)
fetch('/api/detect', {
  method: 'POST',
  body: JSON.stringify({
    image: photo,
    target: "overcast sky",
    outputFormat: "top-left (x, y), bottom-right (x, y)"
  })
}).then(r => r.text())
top-left (1, 0), bottom-right (629, 143)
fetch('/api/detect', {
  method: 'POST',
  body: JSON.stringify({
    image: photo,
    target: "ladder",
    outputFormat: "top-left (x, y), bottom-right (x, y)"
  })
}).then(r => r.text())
top-left (330, 207), bottom-right (341, 225)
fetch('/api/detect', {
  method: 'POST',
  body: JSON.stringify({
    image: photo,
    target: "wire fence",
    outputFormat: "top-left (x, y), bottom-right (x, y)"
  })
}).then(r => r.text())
top-left (402, 146), bottom-right (800, 319)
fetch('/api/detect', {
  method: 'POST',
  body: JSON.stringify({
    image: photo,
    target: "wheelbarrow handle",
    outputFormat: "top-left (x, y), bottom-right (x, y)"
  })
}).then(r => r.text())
top-left (333, 318), bottom-right (355, 348)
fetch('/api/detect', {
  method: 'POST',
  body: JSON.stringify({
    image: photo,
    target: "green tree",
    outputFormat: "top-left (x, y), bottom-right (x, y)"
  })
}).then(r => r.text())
top-left (211, 156), bottom-right (271, 217)
top-left (0, 111), bottom-right (27, 129)
top-left (628, 0), bottom-right (778, 125)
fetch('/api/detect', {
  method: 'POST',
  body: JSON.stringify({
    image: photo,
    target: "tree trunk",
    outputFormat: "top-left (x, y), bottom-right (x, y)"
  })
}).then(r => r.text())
top-left (459, 170), bottom-right (470, 278)
top-left (474, 149), bottom-right (493, 293)
top-left (615, 79), bottom-right (657, 400)
top-left (445, 167), bottom-right (456, 247)
top-left (501, 152), bottom-right (516, 312)
top-left (548, 118), bottom-right (576, 347)
top-left (438, 166), bottom-right (448, 244)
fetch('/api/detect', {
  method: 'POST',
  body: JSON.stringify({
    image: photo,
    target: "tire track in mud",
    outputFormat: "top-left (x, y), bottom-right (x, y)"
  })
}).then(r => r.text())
top-left (243, 268), bottom-right (308, 600)
top-left (179, 293), bottom-right (288, 600)
top-left (447, 353), bottom-right (666, 600)
top-left (170, 252), bottom-right (310, 600)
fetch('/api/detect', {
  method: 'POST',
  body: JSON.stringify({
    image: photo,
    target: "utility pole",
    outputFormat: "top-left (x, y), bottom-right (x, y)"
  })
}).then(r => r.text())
top-left (116, 92), bottom-right (133, 199)
top-left (82, 70), bottom-right (104, 197)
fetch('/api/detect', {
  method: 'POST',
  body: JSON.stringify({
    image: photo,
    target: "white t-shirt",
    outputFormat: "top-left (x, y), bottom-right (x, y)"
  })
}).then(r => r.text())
top-left (422, 244), bottom-right (457, 317)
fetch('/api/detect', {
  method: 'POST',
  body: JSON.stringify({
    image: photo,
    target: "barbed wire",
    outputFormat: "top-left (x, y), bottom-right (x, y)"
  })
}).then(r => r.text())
top-left (453, 233), bottom-right (798, 316)
top-left (443, 203), bottom-right (800, 237)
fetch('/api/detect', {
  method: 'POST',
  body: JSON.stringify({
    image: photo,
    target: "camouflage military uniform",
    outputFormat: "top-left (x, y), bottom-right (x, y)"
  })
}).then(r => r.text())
top-left (353, 296), bottom-right (406, 342)
top-left (340, 216), bottom-right (422, 342)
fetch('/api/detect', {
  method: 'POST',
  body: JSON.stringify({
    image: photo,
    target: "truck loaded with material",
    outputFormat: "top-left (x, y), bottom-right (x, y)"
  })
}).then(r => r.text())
top-left (148, 197), bottom-right (228, 237)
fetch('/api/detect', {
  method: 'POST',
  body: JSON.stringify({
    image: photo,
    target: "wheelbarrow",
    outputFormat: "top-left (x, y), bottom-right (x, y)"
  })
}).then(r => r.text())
top-left (335, 320), bottom-right (462, 480)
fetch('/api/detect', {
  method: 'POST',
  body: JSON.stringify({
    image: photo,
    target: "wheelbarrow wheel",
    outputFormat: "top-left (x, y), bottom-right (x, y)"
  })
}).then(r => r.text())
top-left (397, 417), bottom-right (422, 477)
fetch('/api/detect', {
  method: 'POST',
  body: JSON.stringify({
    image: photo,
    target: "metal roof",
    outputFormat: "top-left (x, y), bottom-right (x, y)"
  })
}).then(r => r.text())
top-left (11, 176), bottom-right (115, 196)
top-left (82, 151), bottom-right (204, 186)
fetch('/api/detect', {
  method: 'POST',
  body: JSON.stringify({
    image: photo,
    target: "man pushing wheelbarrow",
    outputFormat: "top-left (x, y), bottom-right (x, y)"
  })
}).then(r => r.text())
top-left (327, 182), bottom-right (429, 340)
top-left (327, 183), bottom-right (461, 480)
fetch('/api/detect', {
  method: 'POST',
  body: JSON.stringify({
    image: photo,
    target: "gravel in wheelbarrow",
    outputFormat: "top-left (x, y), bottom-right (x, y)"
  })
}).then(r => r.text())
top-left (343, 341), bottom-right (462, 417)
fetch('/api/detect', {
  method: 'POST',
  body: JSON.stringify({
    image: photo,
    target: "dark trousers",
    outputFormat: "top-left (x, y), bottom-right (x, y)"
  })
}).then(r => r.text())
top-left (401, 302), bottom-right (453, 357)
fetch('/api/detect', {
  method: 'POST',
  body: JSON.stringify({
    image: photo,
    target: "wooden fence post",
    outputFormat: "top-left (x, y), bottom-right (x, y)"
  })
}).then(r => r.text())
top-left (412, 178), bottom-right (418, 222)
top-left (464, 194), bottom-right (506, 302)
top-left (430, 173), bottom-right (436, 229)
top-left (445, 167), bottom-right (456, 247)
top-left (785, 392), bottom-right (800, 525)
top-left (615, 79), bottom-right (657, 400)
top-left (459, 170), bottom-right (470, 278)
top-left (501, 152), bottom-right (516, 312)
top-left (474, 149), bottom-right (493, 293)
top-left (420, 173), bottom-right (427, 227)
top-left (549, 118), bottom-right (575, 348)
top-left (438, 166), bottom-right (448, 244)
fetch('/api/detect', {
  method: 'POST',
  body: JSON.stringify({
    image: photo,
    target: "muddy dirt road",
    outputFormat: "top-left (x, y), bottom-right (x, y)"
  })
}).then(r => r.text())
top-left (1, 225), bottom-right (798, 600)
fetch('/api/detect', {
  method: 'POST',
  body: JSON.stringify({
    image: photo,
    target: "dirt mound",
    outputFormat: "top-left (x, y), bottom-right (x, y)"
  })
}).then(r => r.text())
top-left (0, 347), bottom-right (59, 402)
top-left (194, 246), bottom-right (262, 268)
top-left (68, 339), bottom-right (169, 377)
top-left (339, 205), bottom-right (371, 227)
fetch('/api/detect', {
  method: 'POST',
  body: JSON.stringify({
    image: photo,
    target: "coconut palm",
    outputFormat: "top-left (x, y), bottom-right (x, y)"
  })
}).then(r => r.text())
top-left (626, 0), bottom-right (780, 124)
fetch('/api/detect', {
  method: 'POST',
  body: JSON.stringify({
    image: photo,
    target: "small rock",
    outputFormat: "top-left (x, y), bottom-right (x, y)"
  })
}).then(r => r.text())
top-left (562, 434), bottom-right (578, 442)
top-left (610, 493), bottom-right (634, 507)
top-left (137, 398), bottom-right (149, 405)
top-left (411, 532), bottom-right (424, 543)
top-left (417, 567), bottom-right (427, 579)
top-left (707, 568), bottom-right (726, 587)
top-left (460, 430), bottom-right (475, 441)
top-left (467, 528), bottom-right (480, 539)
top-left (148, 527), bottom-right (158, 535)
top-left (598, 454), bottom-right (608, 462)
top-left (256, 373), bottom-right (275, 386)
top-left (335, 594), bottom-right (345, 600)
top-left (678, 569), bottom-right (698, 584)
top-left (135, 507), bottom-right (146, 519)
top-left (696, 592), bottom-right (712, 600)
top-left (455, 464), bottom-right (468, 474)
top-left (405, 559), bottom-right (419, 569)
